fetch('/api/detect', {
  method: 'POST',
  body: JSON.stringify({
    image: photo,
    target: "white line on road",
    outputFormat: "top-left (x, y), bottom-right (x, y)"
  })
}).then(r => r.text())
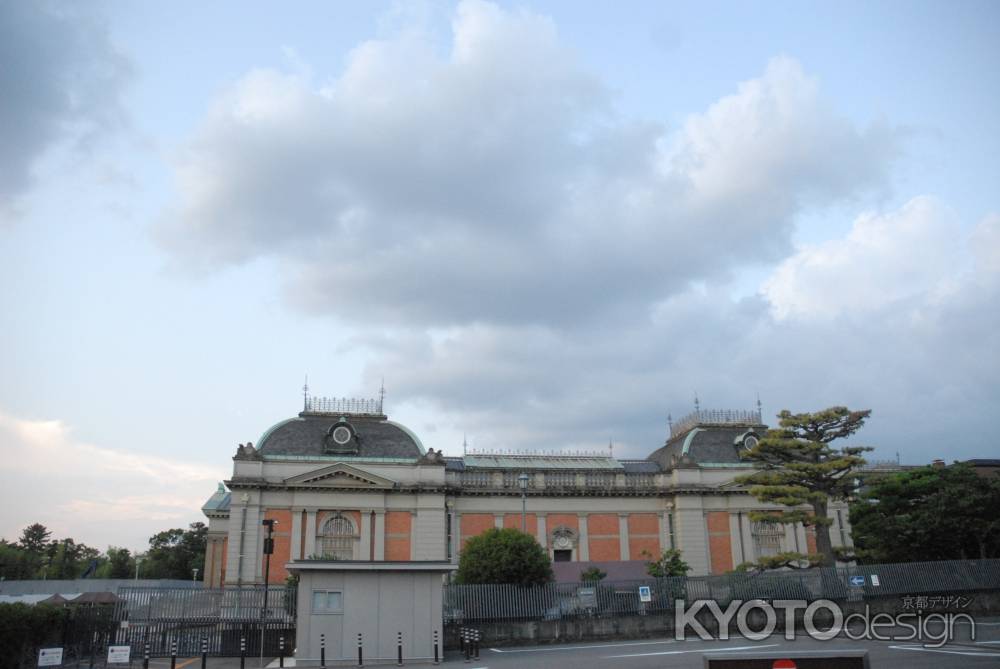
top-left (605, 643), bottom-right (780, 658)
top-left (489, 639), bottom-right (676, 653)
top-left (888, 643), bottom-right (1000, 657)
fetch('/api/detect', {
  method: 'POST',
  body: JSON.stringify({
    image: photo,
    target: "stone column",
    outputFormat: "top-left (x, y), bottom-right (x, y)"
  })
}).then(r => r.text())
top-left (359, 509), bottom-right (372, 560)
top-left (673, 496), bottom-right (709, 575)
top-left (290, 508), bottom-right (303, 560)
top-left (618, 513), bottom-right (630, 560)
top-left (373, 510), bottom-right (386, 560)
top-left (659, 510), bottom-right (670, 553)
top-left (451, 511), bottom-right (462, 564)
top-left (729, 512), bottom-right (745, 567)
top-left (494, 513), bottom-right (504, 529)
top-left (410, 511), bottom-right (419, 560)
top-left (578, 514), bottom-right (589, 561)
top-left (536, 513), bottom-right (547, 550)
top-left (303, 509), bottom-right (318, 558)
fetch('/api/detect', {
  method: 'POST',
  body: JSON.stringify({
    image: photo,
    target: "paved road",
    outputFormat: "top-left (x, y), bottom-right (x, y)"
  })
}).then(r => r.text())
top-left (137, 619), bottom-right (1000, 668)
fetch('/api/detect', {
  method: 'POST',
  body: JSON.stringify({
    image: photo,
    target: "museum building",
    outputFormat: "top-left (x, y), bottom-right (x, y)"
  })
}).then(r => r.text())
top-left (200, 395), bottom-right (854, 587)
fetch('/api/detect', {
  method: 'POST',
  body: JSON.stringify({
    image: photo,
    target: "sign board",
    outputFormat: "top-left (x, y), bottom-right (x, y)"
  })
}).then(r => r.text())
top-left (107, 646), bottom-right (131, 664)
top-left (119, 620), bottom-right (129, 630)
top-left (577, 587), bottom-right (597, 608)
top-left (869, 575), bottom-right (880, 587)
top-left (638, 586), bottom-right (652, 603)
top-left (38, 648), bottom-right (63, 666)
top-left (849, 575), bottom-right (865, 587)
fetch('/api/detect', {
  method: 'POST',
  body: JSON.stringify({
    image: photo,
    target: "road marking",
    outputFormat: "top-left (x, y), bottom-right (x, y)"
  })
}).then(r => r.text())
top-left (888, 643), bottom-right (1000, 657)
top-left (605, 643), bottom-right (779, 658)
top-left (489, 639), bottom-right (676, 653)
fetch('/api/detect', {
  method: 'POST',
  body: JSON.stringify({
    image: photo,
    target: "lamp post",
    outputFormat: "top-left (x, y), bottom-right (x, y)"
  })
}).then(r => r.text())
top-left (192, 567), bottom-right (199, 582)
top-left (518, 473), bottom-right (530, 531)
top-left (260, 520), bottom-right (276, 667)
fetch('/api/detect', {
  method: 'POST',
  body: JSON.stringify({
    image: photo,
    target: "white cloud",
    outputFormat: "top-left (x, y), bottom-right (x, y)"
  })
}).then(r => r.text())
top-left (160, 2), bottom-right (895, 327)
top-left (0, 411), bottom-right (227, 550)
top-left (762, 197), bottom-right (965, 319)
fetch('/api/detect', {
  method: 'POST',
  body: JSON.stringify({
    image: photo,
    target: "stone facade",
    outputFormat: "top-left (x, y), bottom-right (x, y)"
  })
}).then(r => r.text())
top-left (201, 402), bottom-right (853, 587)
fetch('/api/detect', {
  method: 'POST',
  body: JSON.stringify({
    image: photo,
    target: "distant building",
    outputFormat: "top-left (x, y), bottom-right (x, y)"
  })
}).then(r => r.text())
top-left (201, 396), bottom-right (854, 586)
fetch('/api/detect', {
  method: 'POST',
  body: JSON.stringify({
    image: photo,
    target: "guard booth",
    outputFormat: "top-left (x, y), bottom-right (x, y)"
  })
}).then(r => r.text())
top-left (289, 560), bottom-right (456, 666)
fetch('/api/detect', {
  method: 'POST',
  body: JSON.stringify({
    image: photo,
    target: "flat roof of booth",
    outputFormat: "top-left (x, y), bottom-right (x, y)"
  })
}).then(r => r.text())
top-left (287, 560), bottom-right (457, 572)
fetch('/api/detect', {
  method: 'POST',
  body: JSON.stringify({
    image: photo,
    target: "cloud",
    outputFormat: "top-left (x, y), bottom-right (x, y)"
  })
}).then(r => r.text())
top-left (0, 1), bottom-right (129, 210)
top-left (0, 411), bottom-right (227, 550)
top-left (762, 197), bottom-right (965, 319)
top-left (367, 201), bottom-right (1000, 464)
top-left (161, 1), bottom-right (895, 328)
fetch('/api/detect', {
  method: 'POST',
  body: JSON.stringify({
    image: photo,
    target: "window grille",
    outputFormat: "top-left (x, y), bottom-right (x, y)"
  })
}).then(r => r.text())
top-left (544, 472), bottom-right (576, 488)
top-left (584, 472), bottom-right (614, 487)
top-left (751, 521), bottom-right (784, 558)
top-left (318, 514), bottom-right (356, 559)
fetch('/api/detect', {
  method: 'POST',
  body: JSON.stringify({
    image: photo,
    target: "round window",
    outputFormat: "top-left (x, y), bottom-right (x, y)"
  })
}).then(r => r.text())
top-left (332, 426), bottom-right (352, 445)
top-left (743, 435), bottom-right (759, 450)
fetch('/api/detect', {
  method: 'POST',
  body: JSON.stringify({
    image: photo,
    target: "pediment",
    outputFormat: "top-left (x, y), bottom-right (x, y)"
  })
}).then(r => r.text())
top-left (284, 463), bottom-right (396, 489)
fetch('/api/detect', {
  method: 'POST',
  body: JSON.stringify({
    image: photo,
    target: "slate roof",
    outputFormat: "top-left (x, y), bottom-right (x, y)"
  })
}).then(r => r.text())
top-left (461, 454), bottom-right (624, 470)
top-left (201, 483), bottom-right (231, 513)
top-left (256, 413), bottom-right (424, 459)
top-left (648, 423), bottom-right (765, 469)
top-left (620, 460), bottom-right (661, 473)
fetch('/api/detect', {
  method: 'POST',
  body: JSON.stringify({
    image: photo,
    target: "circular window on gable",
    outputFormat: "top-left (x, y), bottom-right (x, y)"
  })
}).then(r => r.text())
top-left (332, 425), bottom-right (352, 445)
top-left (743, 435), bottom-right (759, 450)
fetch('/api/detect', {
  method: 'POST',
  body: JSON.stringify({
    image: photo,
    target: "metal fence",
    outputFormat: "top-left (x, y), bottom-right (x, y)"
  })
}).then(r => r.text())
top-left (112, 586), bottom-right (296, 657)
top-left (444, 558), bottom-right (1000, 623)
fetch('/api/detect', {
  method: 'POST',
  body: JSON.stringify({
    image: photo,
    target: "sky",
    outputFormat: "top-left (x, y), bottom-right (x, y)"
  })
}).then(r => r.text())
top-left (1, 0), bottom-right (998, 552)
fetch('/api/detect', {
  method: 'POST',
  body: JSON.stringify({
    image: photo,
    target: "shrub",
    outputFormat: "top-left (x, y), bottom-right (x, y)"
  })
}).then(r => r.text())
top-left (456, 528), bottom-right (553, 585)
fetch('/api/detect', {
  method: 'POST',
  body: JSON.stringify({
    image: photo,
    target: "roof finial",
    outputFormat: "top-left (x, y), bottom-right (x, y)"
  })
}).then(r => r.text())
top-left (378, 377), bottom-right (386, 414)
top-left (608, 438), bottom-right (613, 457)
top-left (463, 433), bottom-right (468, 456)
top-left (694, 393), bottom-right (700, 414)
top-left (302, 375), bottom-right (309, 410)
top-left (756, 392), bottom-right (762, 420)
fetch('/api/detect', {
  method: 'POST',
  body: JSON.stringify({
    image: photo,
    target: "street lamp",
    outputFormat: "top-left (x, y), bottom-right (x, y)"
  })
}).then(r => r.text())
top-left (192, 567), bottom-right (199, 582)
top-left (518, 472), bottom-right (530, 531)
top-left (261, 519), bottom-right (277, 667)
top-left (134, 556), bottom-right (144, 581)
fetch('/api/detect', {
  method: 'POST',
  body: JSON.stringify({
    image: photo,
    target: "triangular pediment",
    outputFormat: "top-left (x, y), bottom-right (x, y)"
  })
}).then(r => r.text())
top-left (284, 463), bottom-right (397, 489)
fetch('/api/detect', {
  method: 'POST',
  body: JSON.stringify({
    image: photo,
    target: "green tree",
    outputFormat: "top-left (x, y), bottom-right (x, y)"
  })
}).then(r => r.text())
top-left (850, 463), bottom-right (1000, 562)
top-left (455, 528), bottom-right (553, 585)
top-left (735, 407), bottom-right (871, 567)
top-left (18, 524), bottom-right (51, 554)
top-left (580, 566), bottom-right (607, 582)
top-left (143, 522), bottom-right (207, 579)
top-left (0, 540), bottom-right (34, 580)
top-left (641, 548), bottom-right (691, 577)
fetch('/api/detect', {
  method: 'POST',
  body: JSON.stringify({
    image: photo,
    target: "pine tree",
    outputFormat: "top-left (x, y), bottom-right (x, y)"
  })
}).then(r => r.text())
top-left (736, 407), bottom-right (871, 567)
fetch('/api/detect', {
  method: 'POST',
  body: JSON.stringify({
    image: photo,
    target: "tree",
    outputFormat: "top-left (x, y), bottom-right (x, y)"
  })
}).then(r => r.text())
top-left (100, 547), bottom-right (135, 579)
top-left (18, 524), bottom-right (51, 554)
top-left (580, 566), bottom-right (607, 582)
top-left (850, 463), bottom-right (1000, 562)
top-left (143, 522), bottom-right (207, 579)
top-left (735, 407), bottom-right (872, 567)
top-left (455, 528), bottom-right (553, 585)
top-left (641, 548), bottom-right (691, 577)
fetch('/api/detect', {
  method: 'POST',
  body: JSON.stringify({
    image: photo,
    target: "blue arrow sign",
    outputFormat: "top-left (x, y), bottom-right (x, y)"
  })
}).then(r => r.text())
top-left (850, 575), bottom-right (865, 587)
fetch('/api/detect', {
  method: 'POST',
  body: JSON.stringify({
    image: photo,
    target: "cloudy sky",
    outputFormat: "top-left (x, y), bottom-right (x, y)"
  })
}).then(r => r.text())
top-left (1, 0), bottom-right (997, 551)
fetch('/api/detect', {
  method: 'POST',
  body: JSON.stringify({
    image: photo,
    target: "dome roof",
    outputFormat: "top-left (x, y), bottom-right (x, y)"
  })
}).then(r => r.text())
top-left (257, 412), bottom-right (425, 459)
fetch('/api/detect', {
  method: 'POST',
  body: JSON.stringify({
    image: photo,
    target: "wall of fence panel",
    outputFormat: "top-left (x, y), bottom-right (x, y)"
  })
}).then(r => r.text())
top-left (444, 558), bottom-right (1000, 623)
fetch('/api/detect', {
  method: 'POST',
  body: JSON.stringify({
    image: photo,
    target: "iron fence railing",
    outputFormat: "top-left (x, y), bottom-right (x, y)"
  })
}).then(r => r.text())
top-left (112, 586), bottom-right (296, 657)
top-left (444, 558), bottom-right (1000, 623)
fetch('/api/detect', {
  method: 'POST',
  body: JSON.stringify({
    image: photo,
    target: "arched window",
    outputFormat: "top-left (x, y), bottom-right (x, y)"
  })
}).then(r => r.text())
top-left (318, 513), bottom-right (356, 559)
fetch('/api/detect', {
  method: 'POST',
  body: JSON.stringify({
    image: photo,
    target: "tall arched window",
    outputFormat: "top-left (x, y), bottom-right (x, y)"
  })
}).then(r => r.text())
top-left (319, 513), bottom-right (356, 559)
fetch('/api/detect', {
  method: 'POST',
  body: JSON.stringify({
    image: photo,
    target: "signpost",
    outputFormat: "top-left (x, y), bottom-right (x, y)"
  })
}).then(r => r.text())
top-left (638, 586), bottom-right (652, 603)
top-left (107, 646), bottom-right (131, 664)
top-left (38, 648), bottom-right (63, 666)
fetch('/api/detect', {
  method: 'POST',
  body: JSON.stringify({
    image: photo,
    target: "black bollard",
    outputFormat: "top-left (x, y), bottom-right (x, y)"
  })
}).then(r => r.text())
top-left (200, 637), bottom-right (208, 669)
top-left (170, 639), bottom-right (177, 669)
top-left (279, 636), bottom-right (285, 668)
top-left (396, 632), bottom-right (402, 666)
top-left (474, 630), bottom-right (480, 660)
top-left (433, 629), bottom-right (439, 665)
top-left (143, 642), bottom-right (150, 669)
top-left (240, 636), bottom-right (246, 669)
top-left (463, 629), bottom-right (470, 663)
top-left (357, 632), bottom-right (363, 666)
top-left (320, 633), bottom-right (326, 668)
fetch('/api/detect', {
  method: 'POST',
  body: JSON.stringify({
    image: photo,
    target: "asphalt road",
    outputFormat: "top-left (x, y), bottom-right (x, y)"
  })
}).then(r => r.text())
top-left (138, 619), bottom-right (1000, 669)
